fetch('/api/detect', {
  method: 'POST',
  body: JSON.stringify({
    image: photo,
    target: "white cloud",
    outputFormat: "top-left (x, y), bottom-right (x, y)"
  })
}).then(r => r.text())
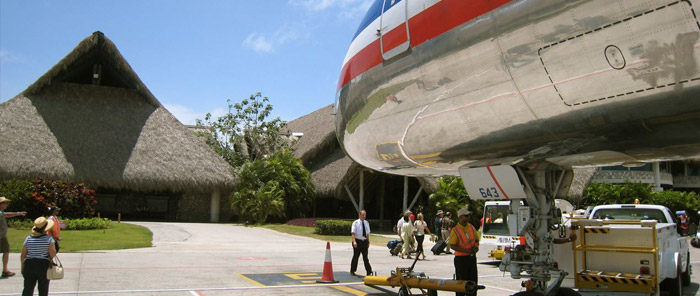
top-left (243, 0), bottom-right (371, 53)
top-left (164, 103), bottom-right (226, 126)
top-left (289, 0), bottom-right (373, 19)
top-left (243, 33), bottom-right (274, 53)
top-left (0, 50), bottom-right (26, 64)
top-left (243, 24), bottom-right (308, 53)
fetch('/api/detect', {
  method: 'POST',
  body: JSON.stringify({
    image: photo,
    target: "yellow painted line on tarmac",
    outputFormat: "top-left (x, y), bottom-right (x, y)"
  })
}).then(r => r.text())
top-left (332, 285), bottom-right (367, 296)
top-left (236, 273), bottom-right (265, 287)
top-left (286, 272), bottom-right (322, 283)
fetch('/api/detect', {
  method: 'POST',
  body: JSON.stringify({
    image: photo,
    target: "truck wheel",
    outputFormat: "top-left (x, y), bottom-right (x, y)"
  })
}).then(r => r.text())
top-left (398, 287), bottom-right (409, 296)
top-left (663, 263), bottom-right (683, 296)
top-left (427, 289), bottom-right (438, 296)
top-left (682, 253), bottom-right (691, 286)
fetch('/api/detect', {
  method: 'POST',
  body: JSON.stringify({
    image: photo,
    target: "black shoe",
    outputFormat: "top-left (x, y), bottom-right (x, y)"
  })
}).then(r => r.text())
top-left (367, 272), bottom-right (373, 276)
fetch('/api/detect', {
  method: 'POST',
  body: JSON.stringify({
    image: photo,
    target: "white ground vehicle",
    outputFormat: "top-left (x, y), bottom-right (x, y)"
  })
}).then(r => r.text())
top-left (481, 201), bottom-right (519, 260)
top-left (483, 200), bottom-right (575, 260)
top-left (554, 204), bottom-right (691, 296)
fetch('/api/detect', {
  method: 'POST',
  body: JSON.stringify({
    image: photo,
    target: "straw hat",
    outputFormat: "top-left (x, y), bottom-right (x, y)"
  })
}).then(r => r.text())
top-left (0, 196), bottom-right (10, 204)
top-left (31, 217), bottom-right (54, 236)
top-left (458, 207), bottom-right (472, 217)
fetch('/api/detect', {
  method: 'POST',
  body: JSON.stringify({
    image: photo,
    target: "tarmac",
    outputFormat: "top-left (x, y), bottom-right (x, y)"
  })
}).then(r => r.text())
top-left (0, 222), bottom-right (698, 296)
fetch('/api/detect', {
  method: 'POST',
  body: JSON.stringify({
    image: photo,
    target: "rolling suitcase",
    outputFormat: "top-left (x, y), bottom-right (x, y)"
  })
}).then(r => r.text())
top-left (387, 240), bottom-right (401, 256)
top-left (391, 241), bottom-right (404, 256)
top-left (431, 240), bottom-right (446, 255)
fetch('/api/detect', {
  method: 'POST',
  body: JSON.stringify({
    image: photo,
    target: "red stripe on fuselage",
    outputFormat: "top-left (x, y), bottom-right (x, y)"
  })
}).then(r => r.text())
top-left (382, 24), bottom-right (408, 52)
top-left (337, 0), bottom-right (512, 91)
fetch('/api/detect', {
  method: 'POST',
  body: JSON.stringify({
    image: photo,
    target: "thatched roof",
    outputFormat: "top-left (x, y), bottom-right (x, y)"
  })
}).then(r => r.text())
top-left (286, 104), bottom-right (337, 162)
top-left (286, 104), bottom-right (354, 197)
top-left (568, 167), bottom-right (597, 199)
top-left (0, 31), bottom-right (234, 192)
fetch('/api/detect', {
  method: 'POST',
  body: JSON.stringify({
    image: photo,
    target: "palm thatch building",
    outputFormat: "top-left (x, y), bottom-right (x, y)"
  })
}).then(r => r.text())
top-left (0, 32), bottom-right (234, 222)
top-left (286, 105), bottom-right (432, 226)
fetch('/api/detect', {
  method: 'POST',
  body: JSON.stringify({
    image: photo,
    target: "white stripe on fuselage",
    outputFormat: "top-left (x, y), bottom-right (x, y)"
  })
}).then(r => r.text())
top-left (342, 0), bottom-right (441, 66)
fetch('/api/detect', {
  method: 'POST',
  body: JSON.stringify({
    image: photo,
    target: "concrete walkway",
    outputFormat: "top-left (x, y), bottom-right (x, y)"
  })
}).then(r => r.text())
top-left (0, 222), bottom-right (697, 296)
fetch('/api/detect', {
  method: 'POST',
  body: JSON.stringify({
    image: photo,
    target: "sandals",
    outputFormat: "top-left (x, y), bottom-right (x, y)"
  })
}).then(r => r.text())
top-left (1, 271), bottom-right (15, 277)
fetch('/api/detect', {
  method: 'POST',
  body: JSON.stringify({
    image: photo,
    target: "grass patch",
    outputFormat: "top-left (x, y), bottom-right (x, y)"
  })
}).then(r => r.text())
top-left (261, 224), bottom-right (393, 247)
top-left (6, 222), bottom-right (152, 252)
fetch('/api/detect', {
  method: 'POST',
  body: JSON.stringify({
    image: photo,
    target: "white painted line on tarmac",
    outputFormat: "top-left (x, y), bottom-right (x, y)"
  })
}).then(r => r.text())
top-left (0, 282), bottom-right (367, 295)
top-left (481, 284), bottom-right (519, 293)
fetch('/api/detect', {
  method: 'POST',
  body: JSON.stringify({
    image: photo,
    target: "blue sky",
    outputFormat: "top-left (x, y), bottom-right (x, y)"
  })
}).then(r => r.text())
top-left (0, 0), bottom-right (372, 124)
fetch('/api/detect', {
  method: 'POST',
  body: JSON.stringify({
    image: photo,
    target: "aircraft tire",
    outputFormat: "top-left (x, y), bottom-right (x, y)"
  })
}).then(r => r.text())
top-left (555, 287), bottom-right (581, 296)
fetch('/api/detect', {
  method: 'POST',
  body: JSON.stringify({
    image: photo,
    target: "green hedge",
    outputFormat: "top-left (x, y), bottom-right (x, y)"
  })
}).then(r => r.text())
top-left (315, 219), bottom-right (353, 235)
top-left (7, 217), bottom-right (111, 230)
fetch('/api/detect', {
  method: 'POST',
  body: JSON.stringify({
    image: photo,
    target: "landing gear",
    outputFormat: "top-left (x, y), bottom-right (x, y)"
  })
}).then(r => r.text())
top-left (480, 162), bottom-right (573, 296)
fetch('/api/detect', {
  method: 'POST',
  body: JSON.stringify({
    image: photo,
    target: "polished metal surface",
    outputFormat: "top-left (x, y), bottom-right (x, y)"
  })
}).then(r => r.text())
top-left (336, 0), bottom-right (700, 176)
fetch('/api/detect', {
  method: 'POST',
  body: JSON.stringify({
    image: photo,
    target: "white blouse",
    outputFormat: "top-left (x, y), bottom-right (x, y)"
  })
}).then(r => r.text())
top-left (413, 220), bottom-right (428, 236)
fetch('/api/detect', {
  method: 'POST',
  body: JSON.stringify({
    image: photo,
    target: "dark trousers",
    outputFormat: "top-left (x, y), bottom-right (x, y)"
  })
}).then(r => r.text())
top-left (416, 235), bottom-right (425, 256)
top-left (22, 258), bottom-right (50, 296)
top-left (350, 239), bottom-right (372, 274)
top-left (454, 255), bottom-right (478, 296)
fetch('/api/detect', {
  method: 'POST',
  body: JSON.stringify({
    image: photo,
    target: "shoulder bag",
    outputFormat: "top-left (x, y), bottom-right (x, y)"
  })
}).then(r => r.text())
top-left (47, 256), bottom-right (64, 280)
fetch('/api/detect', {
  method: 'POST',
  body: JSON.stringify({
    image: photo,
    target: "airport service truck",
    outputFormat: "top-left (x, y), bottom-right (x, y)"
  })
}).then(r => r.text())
top-left (483, 200), bottom-right (575, 260)
top-left (555, 204), bottom-right (691, 296)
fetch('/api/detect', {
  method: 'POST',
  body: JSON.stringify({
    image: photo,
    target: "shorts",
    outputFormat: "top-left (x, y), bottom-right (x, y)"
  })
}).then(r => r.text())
top-left (0, 237), bottom-right (9, 253)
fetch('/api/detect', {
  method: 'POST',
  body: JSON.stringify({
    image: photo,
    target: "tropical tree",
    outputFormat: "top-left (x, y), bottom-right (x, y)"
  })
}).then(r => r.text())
top-left (231, 149), bottom-right (314, 223)
top-left (197, 92), bottom-right (288, 167)
top-left (197, 93), bottom-right (314, 222)
top-left (428, 177), bottom-right (483, 226)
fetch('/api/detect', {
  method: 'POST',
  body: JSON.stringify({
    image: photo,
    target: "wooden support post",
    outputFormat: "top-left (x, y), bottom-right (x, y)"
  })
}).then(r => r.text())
top-left (345, 185), bottom-right (360, 213)
top-left (359, 170), bottom-right (364, 211)
top-left (403, 176), bottom-right (408, 211)
top-left (210, 188), bottom-right (221, 222)
top-left (408, 184), bottom-right (424, 211)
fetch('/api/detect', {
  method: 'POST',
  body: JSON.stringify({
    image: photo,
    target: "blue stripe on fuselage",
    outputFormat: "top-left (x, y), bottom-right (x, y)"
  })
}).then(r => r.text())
top-left (352, 0), bottom-right (403, 40)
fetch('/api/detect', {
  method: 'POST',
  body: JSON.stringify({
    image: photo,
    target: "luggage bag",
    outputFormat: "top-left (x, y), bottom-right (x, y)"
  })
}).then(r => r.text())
top-left (431, 240), bottom-right (446, 255)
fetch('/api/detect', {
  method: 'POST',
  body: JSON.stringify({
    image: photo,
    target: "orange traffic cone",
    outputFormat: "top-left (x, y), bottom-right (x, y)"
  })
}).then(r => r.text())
top-left (317, 241), bottom-right (339, 283)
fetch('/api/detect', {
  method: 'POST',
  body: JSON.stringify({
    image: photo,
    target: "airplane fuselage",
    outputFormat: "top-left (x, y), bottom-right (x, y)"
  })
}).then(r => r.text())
top-left (335, 0), bottom-right (700, 176)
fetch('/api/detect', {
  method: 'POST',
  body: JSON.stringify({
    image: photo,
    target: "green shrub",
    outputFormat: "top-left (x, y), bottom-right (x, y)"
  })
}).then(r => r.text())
top-left (314, 219), bottom-right (353, 235)
top-left (650, 190), bottom-right (700, 223)
top-left (31, 178), bottom-right (97, 219)
top-left (0, 179), bottom-right (98, 219)
top-left (7, 218), bottom-right (111, 231)
top-left (0, 179), bottom-right (34, 212)
top-left (7, 218), bottom-right (33, 229)
top-left (579, 182), bottom-right (653, 208)
top-left (63, 218), bottom-right (111, 230)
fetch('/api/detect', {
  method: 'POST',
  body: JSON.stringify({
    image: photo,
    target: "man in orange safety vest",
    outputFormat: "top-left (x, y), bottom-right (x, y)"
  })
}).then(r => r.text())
top-left (449, 207), bottom-right (481, 296)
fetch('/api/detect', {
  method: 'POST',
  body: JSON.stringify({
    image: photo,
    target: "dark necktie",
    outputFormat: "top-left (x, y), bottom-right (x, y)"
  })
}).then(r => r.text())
top-left (362, 221), bottom-right (367, 238)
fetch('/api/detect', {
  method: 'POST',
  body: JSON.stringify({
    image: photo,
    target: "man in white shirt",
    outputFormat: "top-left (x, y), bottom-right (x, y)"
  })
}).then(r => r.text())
top-left (396, 210), bottom-right (412, 239)
top-left (350, 210), bottom-right (372, 276)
